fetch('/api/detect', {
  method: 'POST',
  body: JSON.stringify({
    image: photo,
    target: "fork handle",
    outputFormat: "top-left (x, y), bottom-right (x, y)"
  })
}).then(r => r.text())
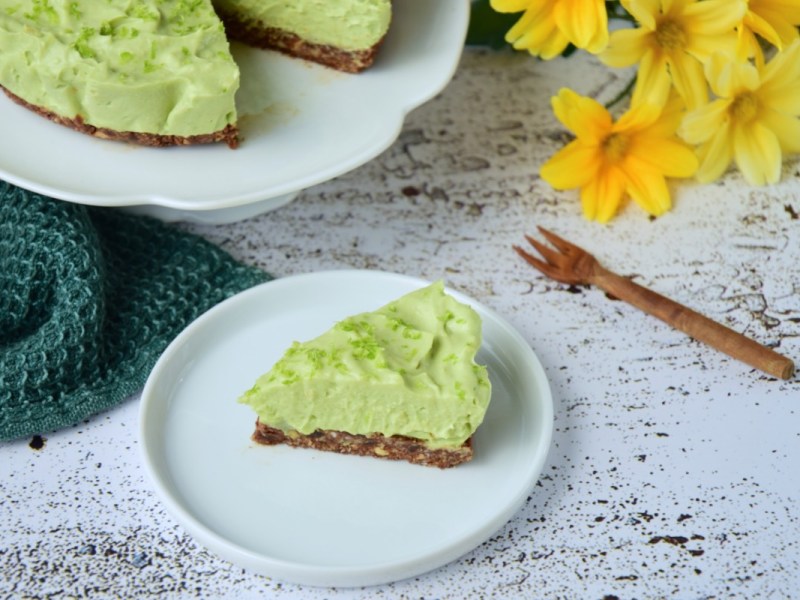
top-left (590, 267), bottom-right (795, 380)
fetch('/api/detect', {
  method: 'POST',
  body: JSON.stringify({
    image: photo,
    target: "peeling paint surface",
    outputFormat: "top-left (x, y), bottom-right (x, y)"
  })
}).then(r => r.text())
top-left (2, 49), bottom-right (800, 599)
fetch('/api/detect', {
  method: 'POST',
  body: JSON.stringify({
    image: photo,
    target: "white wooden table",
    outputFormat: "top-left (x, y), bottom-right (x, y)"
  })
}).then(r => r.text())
top-left (2, 48), bottom-right (799, 598)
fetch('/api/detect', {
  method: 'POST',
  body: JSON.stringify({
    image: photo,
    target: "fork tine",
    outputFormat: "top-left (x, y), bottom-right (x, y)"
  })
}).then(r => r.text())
top-left (537, 226), bottom-right (584, 255)
top-left (523, 234), bottom-right (568, 267)
top-left (512, 245), bottom-right (563, 280)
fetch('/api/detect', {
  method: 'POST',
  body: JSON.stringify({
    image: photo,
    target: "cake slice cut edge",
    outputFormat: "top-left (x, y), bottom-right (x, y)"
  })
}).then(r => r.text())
top-left (214, 0), bottom-right (392, 74)
top-left (218, 13), bottom-right (387, 74)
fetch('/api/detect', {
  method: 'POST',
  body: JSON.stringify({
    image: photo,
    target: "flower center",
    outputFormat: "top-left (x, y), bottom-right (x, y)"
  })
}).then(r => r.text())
top-left (601, 133), bottom-right (630, 163)
top-left (729, 92), bottom-right (759, 123)
top-left (654, 19), bottom-right (687, 51)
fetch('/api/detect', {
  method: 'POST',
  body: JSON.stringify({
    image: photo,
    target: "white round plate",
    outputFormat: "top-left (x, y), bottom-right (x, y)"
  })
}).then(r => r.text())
top-left (139, 270), bottom-right (553, 587)
top-left (0, 0), bottom-right (469, 223)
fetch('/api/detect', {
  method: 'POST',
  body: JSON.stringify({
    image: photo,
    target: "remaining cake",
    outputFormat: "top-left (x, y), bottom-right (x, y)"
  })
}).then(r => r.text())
top-left (0, 0), bottom-right (240, 147)
top-left (238, 281), bottom-right (492, 468)
top-left (215, 0), bottom-right (392, 73)
top-left (0, 0), bottom-right (391, 147)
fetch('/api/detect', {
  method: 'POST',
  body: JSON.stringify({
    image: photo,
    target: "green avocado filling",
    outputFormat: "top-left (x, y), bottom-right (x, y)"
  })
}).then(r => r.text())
top-left (0, 0), bottom-right (238, 137)
top-left (239, 282), bottom-right (492, 449)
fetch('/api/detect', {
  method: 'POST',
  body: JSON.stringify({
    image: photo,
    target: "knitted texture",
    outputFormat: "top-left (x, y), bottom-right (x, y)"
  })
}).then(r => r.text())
top-left (0, 182), bottom-right (270, 441)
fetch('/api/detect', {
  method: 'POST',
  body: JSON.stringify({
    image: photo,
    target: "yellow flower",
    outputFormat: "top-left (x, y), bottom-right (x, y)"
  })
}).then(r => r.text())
top-left (679, 40), bottom-right (800, 185)
top-left (600, 0), bottom-right (747, 110)
top-left (490, 0), bottom-right (609, 59)
top-left (738, 0), bottom-right (800, 64)
top-left (540, 89), bottom-right (698, 222)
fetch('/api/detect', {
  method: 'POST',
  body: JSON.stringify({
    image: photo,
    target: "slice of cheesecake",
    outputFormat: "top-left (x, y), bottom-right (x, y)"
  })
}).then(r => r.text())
top-left (0, 0), bottom-right (240, 147)
top-left (238, 281), bottom-right (492, 468)
top-left (213, 0), bottom-right (392, 73)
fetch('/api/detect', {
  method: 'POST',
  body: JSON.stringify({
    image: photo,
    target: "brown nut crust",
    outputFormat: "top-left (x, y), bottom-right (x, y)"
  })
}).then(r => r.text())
top-left (253, 419), bottom-right (474, 469)
top-left (218, 11), bottom-right (385, 73)
top-left (1, 85), bottom-right (239, 148)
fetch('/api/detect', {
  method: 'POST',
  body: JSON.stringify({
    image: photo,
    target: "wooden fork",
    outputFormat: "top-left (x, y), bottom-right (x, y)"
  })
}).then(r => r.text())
top-left (514, 227), bottom-right (795, 380)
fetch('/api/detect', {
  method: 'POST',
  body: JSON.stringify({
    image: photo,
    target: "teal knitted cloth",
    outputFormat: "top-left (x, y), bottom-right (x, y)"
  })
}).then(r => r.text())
top-left (0, 182), bottom-right (270, 442)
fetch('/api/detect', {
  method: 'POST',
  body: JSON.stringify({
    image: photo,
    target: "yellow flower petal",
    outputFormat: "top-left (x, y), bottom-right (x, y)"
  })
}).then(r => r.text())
top-left (666, 53), bottom-right (708, 110)
top-left (760, 108), bottom-right (800, 153)
top-left (760, 83), bottom-right (800, 115)
top-left (643, 93), bottom-right (688, 136)
top-left (736, 27), bottom-right (764, 65)
top-left (553, 0), bottom-right (608, 52)
top-left (687, 30), bottom-right (740, 63)
top-left (505, 3), bottom-right (572, 59)
top-left (680, 0), bottom-right (744, 63)
top-left (621, 159), bottom-right (672, 216)
top-left (622, 0), bottom-right (659, 30)
top-left (760, 40), bottom-right (800, 98)
top-left (743, 10), bottom-right (785, 49)
top-left (756, 0), bottom-right (800, 24)
top-left (733, 122), bottom-right (783, 185)
top-left (506, 6), bottom-right (544, 46)
top-left (680, 98), bottom-right (730, 144)
top-left (748, 0), bottom-right (800, 45)
top-left (614, 101), bottom-right (662, 133)
top-left (551, 88), bottom-right (612, 141)
top-left (683, 0), bottom-right (748, 36)
top-left (665, 0), bottom-right (694, 13)
top-left (600, 27), bottom-right (651, 68)
top-left (628, 137), bottom-right (698, 177)
top-left (490, 0), bottom-right (531, 12)
top-left (630, 49), bottom-right (672, 108)
top-left (695, 126), bottom-right (735, 183)
top-left (537, 28), bottom-right (572, 59)
top-left (540, 141), bottom-right (602, 189)
top-left (580, 164), bottom-right (627, 222)
top-left (705, 53), bottom-right (760, 98)
top-left (585, 20), bottom-right (610, 54)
